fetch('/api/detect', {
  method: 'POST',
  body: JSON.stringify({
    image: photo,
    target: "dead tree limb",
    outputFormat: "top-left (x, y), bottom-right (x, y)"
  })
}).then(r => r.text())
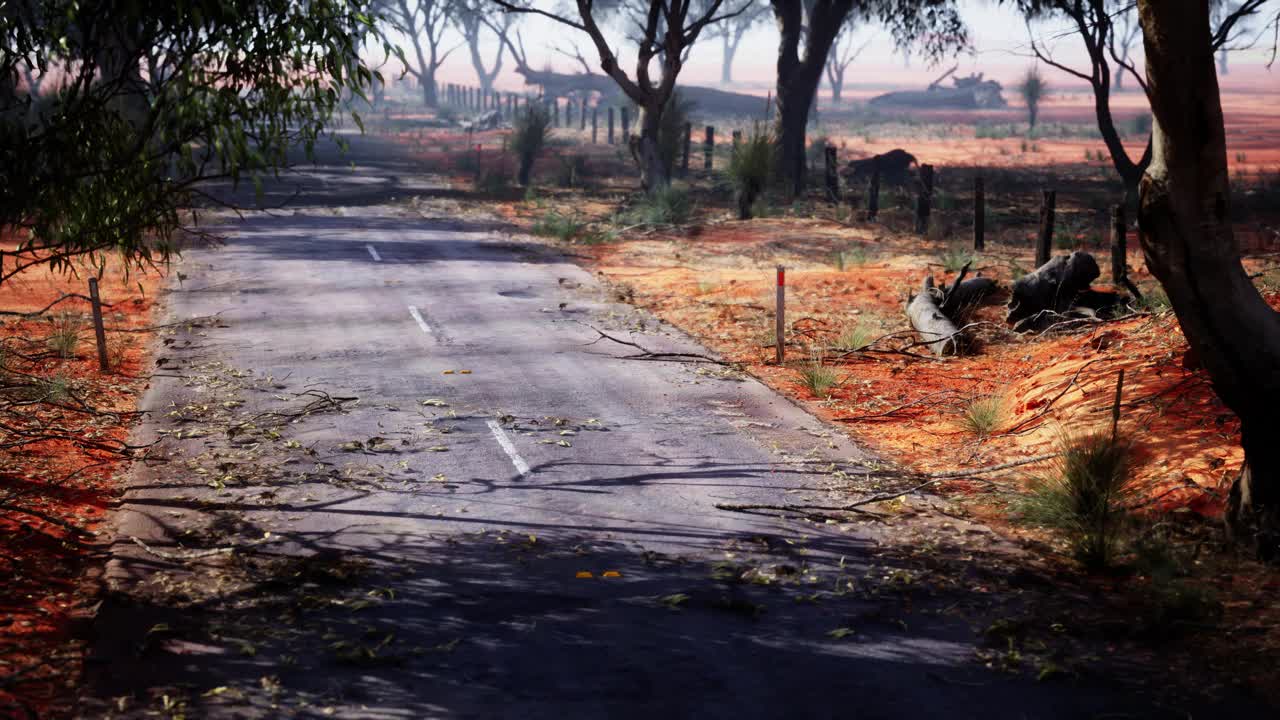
top-left (582, 324), bottom-right (733, 365)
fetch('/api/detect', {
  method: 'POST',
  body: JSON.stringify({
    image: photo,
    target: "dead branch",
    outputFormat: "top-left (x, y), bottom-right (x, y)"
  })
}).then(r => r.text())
top-left (581, 324), bottom-right (734, 365)
top-left (129, 535), bottom-right (274, 561)
top-left (833, 389), bottom-right (961, 422)
top-left (0, 292), bottom-right (110, 318)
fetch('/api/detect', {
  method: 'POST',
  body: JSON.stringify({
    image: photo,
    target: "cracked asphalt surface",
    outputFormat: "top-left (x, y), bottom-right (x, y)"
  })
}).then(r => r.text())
top-left (79, 134), bottom-right (1255, 719)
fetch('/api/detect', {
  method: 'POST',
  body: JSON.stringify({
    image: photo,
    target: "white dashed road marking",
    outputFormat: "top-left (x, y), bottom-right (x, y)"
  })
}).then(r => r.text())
top-left (408, 305), bottom-right (434, 336)
top-left (486, 420), bottom-right (531, 478)
top-left (366, 244), bottom-right (382, 261)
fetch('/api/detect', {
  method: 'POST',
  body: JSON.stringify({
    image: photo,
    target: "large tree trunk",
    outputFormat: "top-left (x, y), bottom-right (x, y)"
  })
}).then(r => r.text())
top-left (720, 33), bottom-right (738, 84)
top-left (771, 0), bottom-right (853, 198)
top-left (1138, 0), bottom-right (1280, 559)
top-left (421, 73), bottom-right (438, 108)
top-left (636, 101), bottom-right (669, 191)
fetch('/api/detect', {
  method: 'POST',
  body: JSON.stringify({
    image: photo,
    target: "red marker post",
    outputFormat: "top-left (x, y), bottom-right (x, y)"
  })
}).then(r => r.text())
top-left (775, 265), bottom-right (785, 364)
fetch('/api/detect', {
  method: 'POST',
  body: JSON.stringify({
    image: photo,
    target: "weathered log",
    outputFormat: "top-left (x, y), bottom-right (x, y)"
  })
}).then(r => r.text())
top-left (908, 275), bottom-right (961, 356)
top-left (512, 64), bottom-right (765, 117)
top-left (1006, 251), bottom-right (1101, 331)
top-left (943, 277), bottom-right (998, 316)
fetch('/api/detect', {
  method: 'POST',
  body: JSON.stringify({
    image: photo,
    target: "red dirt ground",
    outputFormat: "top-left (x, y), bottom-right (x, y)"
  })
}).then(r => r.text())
top-left (0, 251), bottom-right (162, 718)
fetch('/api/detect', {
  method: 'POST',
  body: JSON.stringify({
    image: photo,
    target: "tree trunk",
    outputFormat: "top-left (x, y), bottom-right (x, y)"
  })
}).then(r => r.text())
top-left (421, 73), bottom-right (439, 108)
top-left (771, 0), bottom-right (853, 198)
top-left (1138, 0), bottom-right (1280, 559)
top-left (637, 101), bottom-right (669, 191)
top-left (721, 34), bottom-right (738, 84)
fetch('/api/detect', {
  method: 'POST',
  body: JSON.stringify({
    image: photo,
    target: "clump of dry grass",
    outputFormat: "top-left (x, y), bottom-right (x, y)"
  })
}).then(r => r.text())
top-left (958, 394), bottom-right (1004, 436)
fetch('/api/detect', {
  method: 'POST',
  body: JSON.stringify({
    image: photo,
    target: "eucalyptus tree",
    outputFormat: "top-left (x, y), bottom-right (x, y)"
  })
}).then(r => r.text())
top-left (1135, 0), bottom-right (1280, 558)
top-left (769, 0), bottom-right (967, 196)
top-left (491, 0), bottom-right (748, 191)
top-left (377, 0), bottom-right (457, 106)
top-left (0, 0), bottom-right (382, 282)
top-left (1021, 0), bottom-right (1273, 195)
top-left (698, 0), bottom-right (771, 84)
top-left (824, 21), bottom-right (875, 104)
top-left (456, 0), bottom-right (522, 94)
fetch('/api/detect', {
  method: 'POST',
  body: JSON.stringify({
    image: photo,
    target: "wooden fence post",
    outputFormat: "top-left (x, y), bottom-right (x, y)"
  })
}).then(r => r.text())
top-left (824, 145), bottom-right (839, 204)
top-left (621, 106), bottom-right (630, 140)
top-left (775, 266), bottom-right (786, 364)
top-left (608, 107), bottom-right (615, 145)
top-left (915, 164), bottom-right (934, 234)
top-left (1111, 204), bottom-right (1127, 285)
top-left (732, 129), bottom-right (742, 147)
top-left (592, 106), bottom-right (599, 143)
top-left (1036, 189), bottom-right (1056, 268)
top-left (681, 122), bottom-right (692, 177)
top-left (88, 278), bottom-right (109, 372)
top-left (553, 97), bottom-right (561, 127)
top-left (580, 98), bottom-right (588, 130)
top-left (867, 159), bottom-right (880, 220)
top-left (703, 125), bottom-right (714, 171)
top-left (766, 91), bottom-right (772, 123)
top-left (974, 176), bottom-right (985, 251)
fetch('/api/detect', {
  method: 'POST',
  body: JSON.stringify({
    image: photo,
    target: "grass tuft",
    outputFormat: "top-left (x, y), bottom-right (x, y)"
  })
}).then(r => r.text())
top-left (939, 245), bottom-right (976, 273)
top-left (727, 124), bottom-right (774, 220)
top-left (627, 184), bottom-right (693, 226)
top-left (798, 361), bottom-right (838, 399)
top-left (510, 104), bottom-right (552, 186)
top-left (959, 394), bottom-right (1004, 436)
top-left (836, 320), bottom-right (877, 351)
top-left (1014, 430), bottom-right (1140, 568)
top-left (832, 245), bottom-right (869, 271)
top-left (531, 210), bottom-right (585, 241)
top-left (48, 312), bottom-right (81, 359)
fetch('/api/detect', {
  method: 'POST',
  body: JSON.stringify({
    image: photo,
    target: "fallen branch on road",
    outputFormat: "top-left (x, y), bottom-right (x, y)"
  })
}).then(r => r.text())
top-left (581, 324), bottom-right (735, 366)
top-left (715, 454), bottom-right (1060, 520)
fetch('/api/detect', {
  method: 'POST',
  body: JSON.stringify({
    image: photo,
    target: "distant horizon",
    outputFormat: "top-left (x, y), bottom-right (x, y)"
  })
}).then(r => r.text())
top-left (374, 0), bottom-right (1278, 99)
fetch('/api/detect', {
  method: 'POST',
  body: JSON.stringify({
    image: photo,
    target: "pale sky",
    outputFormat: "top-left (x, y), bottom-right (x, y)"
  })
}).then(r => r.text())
top-left (381, 0), bottom-right (1277, 95)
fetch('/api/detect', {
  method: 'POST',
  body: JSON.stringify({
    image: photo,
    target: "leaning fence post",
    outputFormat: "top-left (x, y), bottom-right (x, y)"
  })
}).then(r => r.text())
top-left (704, 125), bottom-right (715, 171)
top-left (775, 266), bottom-right (786, 364)
top-left (974, 176), bottom-right (985, 251)
top-left (88, 278), bottom-right (109, 372)
top-left (915, 164), bottom-right (935, 234)
top-left (1036, 189), bottom-right (1056, 268)
top-left (824, 145), bottom-right (839, 204)
top-left (867, 159), bottom-right (880, 220)
top-left (681, 122), bottom-right (692, 177)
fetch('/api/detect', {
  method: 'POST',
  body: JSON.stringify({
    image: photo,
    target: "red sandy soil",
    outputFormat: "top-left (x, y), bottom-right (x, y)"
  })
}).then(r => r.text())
top-left (0, 250), bottom-right (162, 718)
top-left (581, 220), bottom-right (1273, 517)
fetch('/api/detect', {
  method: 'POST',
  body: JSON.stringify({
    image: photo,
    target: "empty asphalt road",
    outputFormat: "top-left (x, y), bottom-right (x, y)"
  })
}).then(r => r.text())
top-left (81, 134), bottom-right (1246, 719)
